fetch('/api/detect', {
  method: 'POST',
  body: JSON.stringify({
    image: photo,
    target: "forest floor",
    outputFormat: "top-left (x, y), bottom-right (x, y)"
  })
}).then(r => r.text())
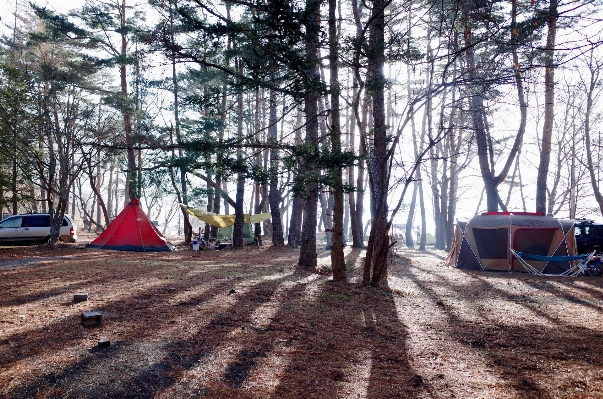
top-left (1, 234), bottom-right (603, 398)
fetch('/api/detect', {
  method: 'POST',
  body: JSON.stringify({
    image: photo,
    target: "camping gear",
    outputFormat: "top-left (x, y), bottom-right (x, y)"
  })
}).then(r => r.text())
top-left (180, 204), bottom-right (271, 228)
top-left (216, 224), bottom-right (254, 244)
top-left (87, 199), bottom-right (175, 252)
top-left (180, 204), bottom-right (270, 244)
top-left (446, 212), bottom-right (578, 274)
top-left (510, 249), bottom-right (596, 276)
top-left (591, 256), bottom-right (602, 275)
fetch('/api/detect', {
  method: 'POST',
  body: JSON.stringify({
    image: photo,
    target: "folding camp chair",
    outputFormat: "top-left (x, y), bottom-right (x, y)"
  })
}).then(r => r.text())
top-left (582, 256), bottom-right (601, 276)
top-left (510, 249), bottom-right (596, 277)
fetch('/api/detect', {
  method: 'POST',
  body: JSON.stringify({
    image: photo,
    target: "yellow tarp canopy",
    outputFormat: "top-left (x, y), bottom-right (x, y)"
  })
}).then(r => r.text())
top-left (180, 204), bottom-right (272, 228)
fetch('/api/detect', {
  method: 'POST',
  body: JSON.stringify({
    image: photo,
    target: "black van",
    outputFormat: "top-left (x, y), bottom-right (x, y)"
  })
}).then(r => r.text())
top-left (575, 219), bottom-right (603, 254)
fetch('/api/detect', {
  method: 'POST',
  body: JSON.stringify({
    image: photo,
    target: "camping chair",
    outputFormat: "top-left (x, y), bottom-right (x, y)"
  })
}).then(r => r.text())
top-left (510, 249), bottom-right (596, 277)
top-left (583, 256), bottom-right (601, 276)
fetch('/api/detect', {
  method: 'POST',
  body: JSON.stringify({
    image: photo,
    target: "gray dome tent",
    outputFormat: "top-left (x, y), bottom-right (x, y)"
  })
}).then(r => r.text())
top-left (446, 213), bottom-right (577, 274)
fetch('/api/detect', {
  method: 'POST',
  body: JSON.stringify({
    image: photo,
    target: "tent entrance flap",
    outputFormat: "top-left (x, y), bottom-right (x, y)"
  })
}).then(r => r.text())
top-left (217, 224), bottom-right (254, 243)
top-left (473, 228), bottom-right (508, 259)
top-left (512, 228), bottom-right (559, 272)
top-left (513, 228), bottom-right (558, 255)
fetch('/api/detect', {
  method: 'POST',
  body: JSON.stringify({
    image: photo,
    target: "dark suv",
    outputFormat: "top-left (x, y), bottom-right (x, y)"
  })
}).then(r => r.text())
top-left (575, 219), bottom-right (603, 254)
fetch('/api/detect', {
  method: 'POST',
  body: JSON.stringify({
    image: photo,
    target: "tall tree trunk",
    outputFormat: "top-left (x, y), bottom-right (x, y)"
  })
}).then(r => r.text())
top-left (96, 155), bottom-right (102, 227)
top-left (440, 52), bottom-right (460, 250)
top-left (439, 155), bottom-right (449, 250)
top-left (355, 92), bottom-right (369, 246)
top-left (584, 52), bottom-right (603, 214)
top-left (37, 116), bottom-right (47, 213)
top-left (447, 113), bottom-right (463, 249)
top-left (107, 160), bottom-right (114, 221)
top-left (496, 0), bottom-right (529, 214)
top-left (268, 73), bottom-right (284, 246)
top-left (115, 168), bottom-right (120, 216)
top-left (298, 0), bottom-right (321, 270)
top-left (346, 89), bottom-right (354, 247)
top-left (350, 0), bottom-right (366, 248)
top-left (87, 161), bottom-right (109, 229)
top-left (170, 0), bottom-right (192, 243)
top-left (405, 38), bottom-right (418, 249)
top-left (435, 80), bottom-right (452, 250)
top-left (569, 122), bottom-right (576, 219)
top-left (418, 178), bottom-right (426, 250)
top-left (204, 79), bottom-right (214, 240)
top-left (253, 90), bottom-right (262, 236)
top-left (70, 153), bottom-right (75, 216)
top-left (364, 0), bottom-right (389, 288)
top-left (320, 192), bottom-right (332, 248)
top-left (288, 196), bottom-right (304, 246)
top-left (463, 15), bottom-right (497, 211)
top-left (425, 21), bottom-right (445, 250)
top-left (329, 0), bottom-right (346, 281)
top-left (288, 108), bottom-right (304, 247)
top-left (536, 0), bottom-right (558, 214)
top-left (118, 0), bottom-right (137, 200)
top-left (406, 175), bottom-right (418, 248)
top-left (47, 94), bottom-right (74, 246)
top-left (212, 75), bottom-right (229, 238)
top-left (233, 59), bottom-right (245, 248)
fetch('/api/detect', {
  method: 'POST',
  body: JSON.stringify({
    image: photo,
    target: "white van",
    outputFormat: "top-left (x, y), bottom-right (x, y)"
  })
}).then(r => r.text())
top-left (0, 213), bottom-right (78, 244)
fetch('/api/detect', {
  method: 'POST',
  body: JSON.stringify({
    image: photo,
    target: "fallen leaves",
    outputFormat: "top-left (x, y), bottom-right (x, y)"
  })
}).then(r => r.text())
top-left (0, 243), bottom-right (602, 398)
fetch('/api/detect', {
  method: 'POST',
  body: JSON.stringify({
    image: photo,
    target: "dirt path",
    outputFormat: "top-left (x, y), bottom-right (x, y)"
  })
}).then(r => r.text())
top-left (0, 257), bottom-right (77, 268)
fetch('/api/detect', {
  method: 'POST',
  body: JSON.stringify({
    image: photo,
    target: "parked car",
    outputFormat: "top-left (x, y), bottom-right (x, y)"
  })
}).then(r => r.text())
top-left (0, 213), bottom-right (78, 244)
top-left (575, 219), bottom-right (603, 254)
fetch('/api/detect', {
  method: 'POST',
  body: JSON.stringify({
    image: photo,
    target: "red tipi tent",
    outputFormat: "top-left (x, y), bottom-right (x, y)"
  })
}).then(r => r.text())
top-left (87, 199), bottom-right (175, 252)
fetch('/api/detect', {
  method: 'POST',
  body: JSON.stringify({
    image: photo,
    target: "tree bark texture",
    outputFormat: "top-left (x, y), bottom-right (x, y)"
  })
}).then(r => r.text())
top-left (363, 0), bottom-right (389, 288)
top-left (170, 4), bottom-right (192, 243)
top-left (233, 59), bottom-right (245, 248)
top-left (288, 195), bottom-right (304, 246)
top-left (268, 82), bottom-right (285, 246)
top-left (536, 0), bottom-right (557, 214)
top-left (330, 0), bottom-right (347, 284)
top-left (463, 17), bottom-right (497, 212)
top-left (119, 0), bottom-right (137, 200)
top-left (297, 0), bottom-right (320, 270)
top-left (584, 54), bottom-right (603, 214)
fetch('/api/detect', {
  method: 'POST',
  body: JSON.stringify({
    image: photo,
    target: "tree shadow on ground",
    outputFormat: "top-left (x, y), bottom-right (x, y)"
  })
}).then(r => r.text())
top-left (265, 252), bottom-right (428, 398)
top-left (269, 282), bottom-right (434, 399)
top-left (10, 247), bottom-right (602, 398)
top-left (0, 251), bottom-right (299, 398)
top-left (396, 260), bottom-right (603, 398)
